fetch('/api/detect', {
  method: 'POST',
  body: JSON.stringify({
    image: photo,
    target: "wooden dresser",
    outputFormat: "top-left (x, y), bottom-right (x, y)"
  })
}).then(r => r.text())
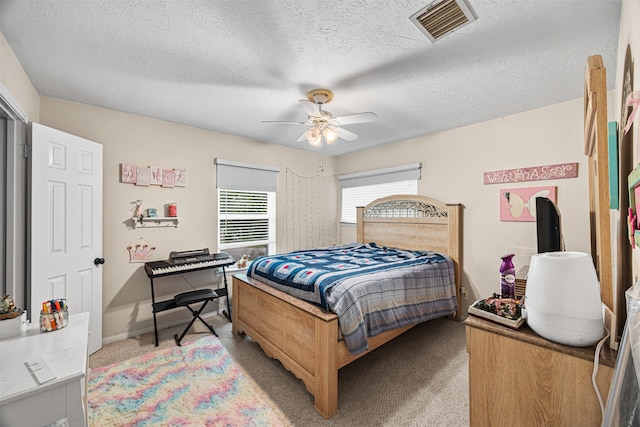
top-left (465, 316), bottom-right (617, 427)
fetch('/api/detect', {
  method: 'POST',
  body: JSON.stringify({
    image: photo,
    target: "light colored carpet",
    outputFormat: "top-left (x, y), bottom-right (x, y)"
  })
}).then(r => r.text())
top-left (90, 314), bottom-right (469, 426)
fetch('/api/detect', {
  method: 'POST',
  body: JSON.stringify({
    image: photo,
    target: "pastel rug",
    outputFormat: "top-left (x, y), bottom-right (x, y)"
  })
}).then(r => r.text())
top-left (87, 335), bottom-right (291, 426)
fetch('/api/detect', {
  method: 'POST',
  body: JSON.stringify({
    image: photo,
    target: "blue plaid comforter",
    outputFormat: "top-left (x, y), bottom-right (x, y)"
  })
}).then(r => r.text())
top-left (247, 242), bottom-right (458, 354)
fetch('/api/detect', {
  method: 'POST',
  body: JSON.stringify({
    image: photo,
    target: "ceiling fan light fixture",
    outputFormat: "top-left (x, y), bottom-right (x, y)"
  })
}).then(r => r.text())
top-left (264, 88), bottom-right (376, 147)
top-left (306, 126), bottom-right (320, 140)
top-left (323, 127), bottom-right (338, 144)
top-left (309, 135), bottom-right (322, 146)
top-left (306, 126), bottom-right (322, 145)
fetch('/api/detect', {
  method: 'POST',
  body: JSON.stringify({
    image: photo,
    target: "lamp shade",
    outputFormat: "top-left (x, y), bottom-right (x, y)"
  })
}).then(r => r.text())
top-left (306, 126), bottom-right (322, 146)
top-left (525, 251), bottom-right (603, 347)
top-left (323, 127), bottom-right (338, 144)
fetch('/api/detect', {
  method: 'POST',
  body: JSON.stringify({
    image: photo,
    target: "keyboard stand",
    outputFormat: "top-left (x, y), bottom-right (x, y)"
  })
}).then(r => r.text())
top-left (220, 264), bottom-right (232, 322)
top-left (146, 262), bottom-right (233, 346)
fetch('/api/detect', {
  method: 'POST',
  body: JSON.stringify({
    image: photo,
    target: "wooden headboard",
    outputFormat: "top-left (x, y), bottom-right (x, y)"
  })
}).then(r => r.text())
top-left (356, 194), bottom-right (463, 319)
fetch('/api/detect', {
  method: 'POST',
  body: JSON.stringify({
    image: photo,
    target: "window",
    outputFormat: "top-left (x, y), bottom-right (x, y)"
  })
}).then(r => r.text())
top-left (339, 163), bottom-right (421, 224)
top-left (214, 159), bottom-right (279, 262)
top-left (341, 180), bottom-right (418, 223)
top-left (218, 189), bottom-right (276, 261)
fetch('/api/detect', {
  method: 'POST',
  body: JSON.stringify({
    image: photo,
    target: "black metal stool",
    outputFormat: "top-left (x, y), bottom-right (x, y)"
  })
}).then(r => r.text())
top-left (173, 289), bottom-right (218, 346)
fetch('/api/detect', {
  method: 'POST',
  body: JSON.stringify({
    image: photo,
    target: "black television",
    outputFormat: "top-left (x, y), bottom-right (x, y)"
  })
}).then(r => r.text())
top-left (536, 196), bottom-right (563, 253)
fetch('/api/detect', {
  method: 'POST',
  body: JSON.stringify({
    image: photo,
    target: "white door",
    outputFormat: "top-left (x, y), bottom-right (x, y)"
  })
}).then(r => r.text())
top-left (30, 123), bottom-right (103, 355)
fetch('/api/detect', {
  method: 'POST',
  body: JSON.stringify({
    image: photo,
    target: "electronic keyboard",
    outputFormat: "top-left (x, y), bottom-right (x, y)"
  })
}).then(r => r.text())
top-left (143, 248), bottom-right (236, 345)
top-left (144, 249), bottom-right (234, 278)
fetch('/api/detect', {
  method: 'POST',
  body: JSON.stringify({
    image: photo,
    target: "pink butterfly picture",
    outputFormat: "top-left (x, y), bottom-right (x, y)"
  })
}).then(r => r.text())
top-left (500, 186), bottom-right (557, 222)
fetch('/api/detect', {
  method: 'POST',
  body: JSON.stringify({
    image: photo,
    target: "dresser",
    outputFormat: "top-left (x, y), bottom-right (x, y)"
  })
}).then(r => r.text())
top-left (465, 315), bottom-right (616, 427)
top-left (0, 312), bottom-right (89, 427)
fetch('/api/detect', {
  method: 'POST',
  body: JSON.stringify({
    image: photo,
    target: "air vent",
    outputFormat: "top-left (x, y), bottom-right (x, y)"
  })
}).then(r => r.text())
top-left (410, 0), bottom-right (478, 43)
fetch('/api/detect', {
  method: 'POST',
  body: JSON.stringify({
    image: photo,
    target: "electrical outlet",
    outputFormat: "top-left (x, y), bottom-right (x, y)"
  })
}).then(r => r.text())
top-left (461, 286), bottom-right (467, 299)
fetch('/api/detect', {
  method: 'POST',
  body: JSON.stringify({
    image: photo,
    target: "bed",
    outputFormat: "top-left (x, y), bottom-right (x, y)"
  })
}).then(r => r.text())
top-left (231, 194), bottom-right (463, 418)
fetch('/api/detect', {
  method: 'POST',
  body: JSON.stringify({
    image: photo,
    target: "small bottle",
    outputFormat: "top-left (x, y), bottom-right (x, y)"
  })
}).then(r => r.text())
top-left (500, 254), bottom-right (516, 298)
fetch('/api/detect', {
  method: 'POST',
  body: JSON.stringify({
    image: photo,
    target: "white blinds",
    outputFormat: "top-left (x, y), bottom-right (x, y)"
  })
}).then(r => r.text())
top-left (341, 180), bottom-right (418, 223)
top-left (218, 190), bottom-right (274, 246)
top-left (214, 158), bottom-right (280, 192)
top-left (338, 163), bottom-right (421, 188)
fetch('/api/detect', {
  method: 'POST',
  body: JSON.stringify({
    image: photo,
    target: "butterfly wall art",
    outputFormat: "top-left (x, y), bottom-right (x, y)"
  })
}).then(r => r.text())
top-left (500, 186), bottom-right (557, 222)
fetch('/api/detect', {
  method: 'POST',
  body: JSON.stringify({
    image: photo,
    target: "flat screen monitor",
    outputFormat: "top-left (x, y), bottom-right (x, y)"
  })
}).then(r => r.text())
top-left (536, 197), bottom-right (562, 253)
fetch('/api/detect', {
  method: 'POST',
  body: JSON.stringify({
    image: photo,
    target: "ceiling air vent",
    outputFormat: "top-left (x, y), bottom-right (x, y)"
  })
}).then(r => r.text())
top-left (409, 0), bottom-right (478, 43)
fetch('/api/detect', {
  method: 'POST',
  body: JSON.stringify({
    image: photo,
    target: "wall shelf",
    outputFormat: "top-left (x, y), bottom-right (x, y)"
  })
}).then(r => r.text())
top-left (132, 216), bottom-right (179, 228)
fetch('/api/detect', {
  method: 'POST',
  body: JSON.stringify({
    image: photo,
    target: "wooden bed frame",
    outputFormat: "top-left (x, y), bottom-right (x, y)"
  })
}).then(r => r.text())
top-left (232, 195), bottom-right (463, 418)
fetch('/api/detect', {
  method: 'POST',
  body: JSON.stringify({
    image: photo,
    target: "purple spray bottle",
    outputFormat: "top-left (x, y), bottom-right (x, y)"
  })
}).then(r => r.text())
top-left (500, 254), bottom-right (516, 298)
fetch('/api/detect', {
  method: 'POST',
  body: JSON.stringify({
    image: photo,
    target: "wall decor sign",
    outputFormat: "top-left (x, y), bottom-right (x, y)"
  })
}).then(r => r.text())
top-left (120, 163), bottom-right (186, 188)
top-left (127, 237), bottom-right (156, 263)
top-left (136, 166), bottom-right (150, 186)
top-left (500, 186), bottom-right (557, 222)
top-left (484, 162), bottom-right (578, 185)
top-left (162, 168), bottom-right (175, 188)
top-left (121, 163), bottom-right (137, 183)
top-left (150, 166), bottom-right (163, 185)
top-left (174, 169), bottom-right (186, 187)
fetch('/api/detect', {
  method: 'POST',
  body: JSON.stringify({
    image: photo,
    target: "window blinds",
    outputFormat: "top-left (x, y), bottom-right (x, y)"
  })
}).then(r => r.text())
top-left (214, 158), bottom-right (280, 192)
top-left (338, 163), bottom-right (421, 188)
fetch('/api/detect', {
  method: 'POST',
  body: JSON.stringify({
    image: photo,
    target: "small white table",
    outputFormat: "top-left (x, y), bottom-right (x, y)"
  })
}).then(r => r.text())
top-left (0, 312), bottom-right (89, 427)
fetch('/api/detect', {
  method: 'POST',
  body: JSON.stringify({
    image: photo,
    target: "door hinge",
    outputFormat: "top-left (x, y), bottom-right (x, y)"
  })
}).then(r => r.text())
top-left (19, 144), bottom-right (31, 158)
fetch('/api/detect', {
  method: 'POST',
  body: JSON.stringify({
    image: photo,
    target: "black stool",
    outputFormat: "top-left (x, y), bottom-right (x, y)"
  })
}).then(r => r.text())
top-left (173, 289), bottom-right (218, 346)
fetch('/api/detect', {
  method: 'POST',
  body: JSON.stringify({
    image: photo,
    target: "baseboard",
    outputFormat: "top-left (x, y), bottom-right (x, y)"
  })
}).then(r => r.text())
top-left (101, 311), bottom-right (223, 346)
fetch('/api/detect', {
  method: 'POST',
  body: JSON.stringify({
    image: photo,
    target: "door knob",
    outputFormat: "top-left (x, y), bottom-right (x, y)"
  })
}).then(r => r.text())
top-left (94, 257), bottom-right (105, 266)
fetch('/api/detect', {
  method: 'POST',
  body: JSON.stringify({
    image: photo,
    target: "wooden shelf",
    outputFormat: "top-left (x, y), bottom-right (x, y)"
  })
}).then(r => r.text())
top-left (132, 216), bottom-right (179, 228)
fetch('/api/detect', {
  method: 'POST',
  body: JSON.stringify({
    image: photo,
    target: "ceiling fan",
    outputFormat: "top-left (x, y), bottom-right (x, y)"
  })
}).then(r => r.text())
top-left (261, 89), bottom-right (377, 146)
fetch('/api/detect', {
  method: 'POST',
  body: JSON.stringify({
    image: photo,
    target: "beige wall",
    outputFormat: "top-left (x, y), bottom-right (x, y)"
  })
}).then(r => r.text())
top-left (37, 97), bottom-right (339, 342)
top-left (0, 32), bottom-right (39, 121)
top-left (338, 99), bottom-right (592, 303)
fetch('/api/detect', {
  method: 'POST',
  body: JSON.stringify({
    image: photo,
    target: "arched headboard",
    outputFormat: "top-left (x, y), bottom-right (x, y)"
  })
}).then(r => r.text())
top-left (356, 194), bottom-right (463, 319)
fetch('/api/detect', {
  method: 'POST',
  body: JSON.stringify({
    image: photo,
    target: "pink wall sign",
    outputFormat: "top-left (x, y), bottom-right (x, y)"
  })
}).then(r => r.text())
top-left (484, 162), bottom-right (578, 185)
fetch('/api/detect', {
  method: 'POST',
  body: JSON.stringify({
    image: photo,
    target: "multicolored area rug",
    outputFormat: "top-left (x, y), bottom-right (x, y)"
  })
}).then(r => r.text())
top-left (88, 335), bottom-right (291, 426)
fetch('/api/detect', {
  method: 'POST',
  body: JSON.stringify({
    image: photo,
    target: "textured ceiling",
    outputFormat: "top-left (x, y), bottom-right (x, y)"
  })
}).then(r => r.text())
top-left (0, 0), bottom-right (622, 156)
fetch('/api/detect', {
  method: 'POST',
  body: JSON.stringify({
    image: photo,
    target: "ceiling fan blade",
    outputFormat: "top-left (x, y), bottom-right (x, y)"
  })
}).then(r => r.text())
top-left (261, 120), bottom-right (307, 125)
top-left (333, 112), bottom-right (377, 125)
top-left (299, 99), bottom-right (321, 117)
top-left (296, 129), bottom-right (310, 142)
top-left (334, 126), bottom-right (358, 141)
